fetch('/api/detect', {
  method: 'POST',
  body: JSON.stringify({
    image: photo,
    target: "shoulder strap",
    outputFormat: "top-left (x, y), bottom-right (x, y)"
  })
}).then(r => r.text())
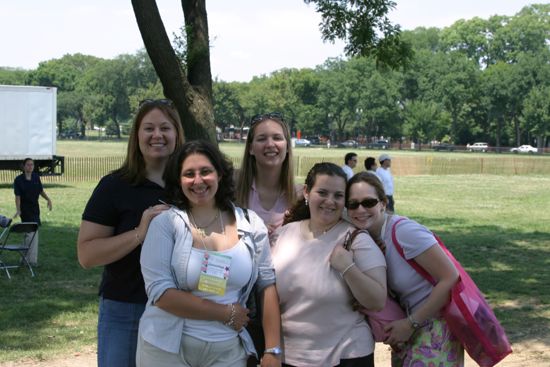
top-left (391, 218), bottom-right (436, 285)
top-left (344, 228), bottom-right (369, 250)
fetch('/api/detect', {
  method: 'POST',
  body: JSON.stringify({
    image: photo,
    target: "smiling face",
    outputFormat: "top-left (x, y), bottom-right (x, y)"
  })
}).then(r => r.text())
top-left (249, 119), bottom-right (288, 169)
top-left (137, 108), bottom-right (177, 165)
top-left (347, 181), bottom-right (386, 232)
top-left (180, 153), bottom-right (220, 208)
top-left (304, 173), bottom-right (346, 229)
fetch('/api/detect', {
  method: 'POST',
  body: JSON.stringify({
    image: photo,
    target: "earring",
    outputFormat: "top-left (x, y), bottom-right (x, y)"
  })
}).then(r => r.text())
top-left (305, 198), bottom-right (309, 206)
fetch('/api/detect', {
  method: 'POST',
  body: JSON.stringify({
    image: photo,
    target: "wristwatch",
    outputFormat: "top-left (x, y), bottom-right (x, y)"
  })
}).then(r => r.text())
top-left (264, 346), bottom-right (282, 356)
top-left (407, 314), bottom-right (421, 330)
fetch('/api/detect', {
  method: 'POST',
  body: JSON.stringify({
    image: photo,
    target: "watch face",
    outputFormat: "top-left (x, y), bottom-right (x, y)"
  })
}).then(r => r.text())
top-left (265, 346), bottom-right (282, 355)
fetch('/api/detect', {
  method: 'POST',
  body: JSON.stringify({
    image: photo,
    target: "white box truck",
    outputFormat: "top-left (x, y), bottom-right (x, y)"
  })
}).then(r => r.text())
top-left (0, 85), bottom-right (64, 175)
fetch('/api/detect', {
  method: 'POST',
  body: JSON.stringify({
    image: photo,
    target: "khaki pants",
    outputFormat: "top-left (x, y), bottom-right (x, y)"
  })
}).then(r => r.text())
top-left (24, 230), bottom-right (38, 265)
top-left (137, 332), bottom-right (247, 367)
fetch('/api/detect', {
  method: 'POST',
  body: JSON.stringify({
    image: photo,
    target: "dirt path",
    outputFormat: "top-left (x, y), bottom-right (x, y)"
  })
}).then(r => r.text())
top-left (1, 340), bottom-right (548, 367)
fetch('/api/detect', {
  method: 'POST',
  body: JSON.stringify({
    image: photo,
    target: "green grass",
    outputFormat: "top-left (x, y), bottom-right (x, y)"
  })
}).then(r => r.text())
top-left (0, 142), bottom-right (548, 363)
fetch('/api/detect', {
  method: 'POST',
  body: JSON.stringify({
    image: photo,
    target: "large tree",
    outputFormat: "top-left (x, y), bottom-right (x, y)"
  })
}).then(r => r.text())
top-left (132, 0), bottom-right (407, 144)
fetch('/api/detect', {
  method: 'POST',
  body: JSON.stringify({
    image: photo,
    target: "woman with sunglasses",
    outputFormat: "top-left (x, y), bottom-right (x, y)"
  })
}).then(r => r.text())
top-left (77, 99), bottom-right (184, 367)
top-left (236, 112), bottom-right (301, 239)
top-left (137, 140), bottom-right (281, 367)
top-left (271, 163), bottom-right (387, 367)
top-left (346, 172), bottom-right (463, 367)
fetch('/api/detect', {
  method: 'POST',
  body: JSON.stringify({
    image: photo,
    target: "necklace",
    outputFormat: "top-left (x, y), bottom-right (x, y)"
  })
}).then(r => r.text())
top-left (308, 219), bottom-right (341, 238)
top-left (188, 209), bottom-right (219, 238)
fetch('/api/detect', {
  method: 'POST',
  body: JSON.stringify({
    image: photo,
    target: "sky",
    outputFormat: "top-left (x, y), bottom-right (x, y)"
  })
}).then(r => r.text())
top-left (0, 0), bottom-right (538, 82)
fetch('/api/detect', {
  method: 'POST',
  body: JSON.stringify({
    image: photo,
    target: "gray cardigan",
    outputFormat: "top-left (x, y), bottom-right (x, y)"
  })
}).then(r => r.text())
top-left (138, 204), bottom-right (275, 355)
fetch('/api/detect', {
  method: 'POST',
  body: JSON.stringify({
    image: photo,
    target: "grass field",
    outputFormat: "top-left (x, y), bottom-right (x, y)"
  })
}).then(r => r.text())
top-left (0, 141), bottom-right (548, 363)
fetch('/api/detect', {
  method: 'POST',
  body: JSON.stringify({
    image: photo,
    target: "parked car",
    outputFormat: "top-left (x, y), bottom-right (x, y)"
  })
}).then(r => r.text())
top-left (510, 145), bottom-right (538, 154)
top-left (304, 136), bottom-right (320, 145)
top-left (432, 142), bottom-right (455, 152)
top-left (338, 139), bottom-right (359, 148)
top-left (293, 138), bottom-right (311, 147)
top-left (467, 142), bottom-right (489, 152)
top-left (366, 140), bottom-right (390, 149)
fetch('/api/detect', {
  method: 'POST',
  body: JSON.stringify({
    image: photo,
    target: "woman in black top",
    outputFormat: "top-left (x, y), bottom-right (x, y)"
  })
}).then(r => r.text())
top-left (77, 99), bottom-right (184, 367)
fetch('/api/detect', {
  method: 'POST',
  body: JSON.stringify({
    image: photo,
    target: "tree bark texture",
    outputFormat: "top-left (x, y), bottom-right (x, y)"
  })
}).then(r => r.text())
top-left (132, 0), bottom-right (216, 143)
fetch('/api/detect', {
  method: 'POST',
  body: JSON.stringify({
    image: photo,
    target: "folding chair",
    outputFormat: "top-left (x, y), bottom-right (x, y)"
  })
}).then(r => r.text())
top-left (0, 222), bottom-right (39, 279)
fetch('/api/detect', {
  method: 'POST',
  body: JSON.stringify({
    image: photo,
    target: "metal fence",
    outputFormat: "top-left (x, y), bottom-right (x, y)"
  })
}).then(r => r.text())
top-left (0, 155), bottom-right (548, 184)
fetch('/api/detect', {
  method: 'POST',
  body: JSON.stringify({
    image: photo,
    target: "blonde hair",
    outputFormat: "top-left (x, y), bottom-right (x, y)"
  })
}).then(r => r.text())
top-left (236, 116), bottom-right (296, 207)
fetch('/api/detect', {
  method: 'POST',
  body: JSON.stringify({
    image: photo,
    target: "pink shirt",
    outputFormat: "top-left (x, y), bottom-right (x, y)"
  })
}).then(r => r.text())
top-left (272, 220), bottom-right (386, 366)
top-left (248, 181), bottom-right (289, 230)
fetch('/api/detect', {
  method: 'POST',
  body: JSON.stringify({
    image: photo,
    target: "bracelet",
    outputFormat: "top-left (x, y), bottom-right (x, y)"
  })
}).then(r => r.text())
top-left (224, 303), bottom-right (236, 328)
top-left (340, 262), bottom-right (355, 277)
top-left (134, 228), bottom-right (142, 244)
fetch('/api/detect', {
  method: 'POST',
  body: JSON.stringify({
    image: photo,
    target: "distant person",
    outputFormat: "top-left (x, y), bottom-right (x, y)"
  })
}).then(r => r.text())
top-left (13, 157), bottom-right (53, 265)
top-left (326, 138), bottom-right (331, 149)
top-left (77, 98), bottom-right (184, 367)
top-left (364, 156), bottom-right (377, 173)
top-left (376, 154), bottom-right (395, 213)
top-left (342, 152), bottom-right (358, 180)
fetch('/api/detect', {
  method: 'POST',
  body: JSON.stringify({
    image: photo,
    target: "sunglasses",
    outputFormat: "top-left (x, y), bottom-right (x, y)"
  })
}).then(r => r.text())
top-left (347, 198), bottom-right (380, 210)
top-left (139, 98), bottom-right (174, 109)
top-left (250, 112), bottom-right (284, 126)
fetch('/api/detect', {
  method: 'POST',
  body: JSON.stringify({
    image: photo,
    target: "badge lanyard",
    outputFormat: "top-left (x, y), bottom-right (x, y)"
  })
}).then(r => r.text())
top-left (189, 209), bottom-right (231, 296)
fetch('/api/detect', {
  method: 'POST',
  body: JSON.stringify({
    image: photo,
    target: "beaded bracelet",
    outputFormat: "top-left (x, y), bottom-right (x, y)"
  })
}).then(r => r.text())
top-left (340, 262), bottom-right (356, 277)
top-left (224, 303), bottom-right (236, 328)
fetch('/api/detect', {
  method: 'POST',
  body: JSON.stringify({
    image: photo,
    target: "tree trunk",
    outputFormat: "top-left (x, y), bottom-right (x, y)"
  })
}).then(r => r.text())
top-left (132, 0), bottom-right (216, 144)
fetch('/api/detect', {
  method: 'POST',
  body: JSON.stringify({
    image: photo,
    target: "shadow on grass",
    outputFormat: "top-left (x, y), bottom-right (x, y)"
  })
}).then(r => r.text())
top-left (0, 218), bottom-right (548, 357)
top-left (414, 215), bottom-right (550, 345)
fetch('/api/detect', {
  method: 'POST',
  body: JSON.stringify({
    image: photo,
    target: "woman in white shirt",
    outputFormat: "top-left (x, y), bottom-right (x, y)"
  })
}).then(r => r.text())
top-left (137, 140), bottom-right (281, 367)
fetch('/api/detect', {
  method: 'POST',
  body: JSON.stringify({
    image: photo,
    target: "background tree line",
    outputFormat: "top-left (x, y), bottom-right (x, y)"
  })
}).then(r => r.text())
top-left (1, 3), bottom-right (548, 149)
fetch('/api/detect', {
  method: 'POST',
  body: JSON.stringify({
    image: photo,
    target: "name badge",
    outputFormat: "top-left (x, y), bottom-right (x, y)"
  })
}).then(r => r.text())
top-left (198, 251), bottom-right (231, 295)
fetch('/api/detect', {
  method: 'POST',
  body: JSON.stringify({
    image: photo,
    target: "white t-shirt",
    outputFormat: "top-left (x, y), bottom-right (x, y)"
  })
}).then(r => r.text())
top-left (342, 164), bottom-right (354, 180)
top-left (376, 167), bottom-right (394, 195)
top-left (182, 239), bottom-right (252, 341)
top-left (272, 220), bottom-right (386, 366)
top-left (383, 215), bottom-right (437, 313)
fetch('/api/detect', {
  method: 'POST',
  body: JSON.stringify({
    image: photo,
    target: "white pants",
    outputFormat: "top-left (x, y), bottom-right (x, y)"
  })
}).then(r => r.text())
top-left (137, 332), bottom-right (247, 367)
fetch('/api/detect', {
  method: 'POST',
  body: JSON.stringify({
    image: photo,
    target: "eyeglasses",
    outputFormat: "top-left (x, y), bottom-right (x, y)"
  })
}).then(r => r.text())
top-left (250, 112), bottom-right (284, 126)
top-left (139, 98), bottom-right (174, 109)
top-left (347, 198), bottom-right (380, 210)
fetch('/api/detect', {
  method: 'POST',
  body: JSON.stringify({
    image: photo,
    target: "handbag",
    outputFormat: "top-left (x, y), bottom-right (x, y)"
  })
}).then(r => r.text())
top-left (391, 218), bottom-right (512, 367)
top-left (344, 229), bottom-right (406, 343)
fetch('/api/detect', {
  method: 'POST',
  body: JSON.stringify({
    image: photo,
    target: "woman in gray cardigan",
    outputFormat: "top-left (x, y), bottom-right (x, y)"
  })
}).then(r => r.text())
top-left (137, 140), bottom-right (281, 367)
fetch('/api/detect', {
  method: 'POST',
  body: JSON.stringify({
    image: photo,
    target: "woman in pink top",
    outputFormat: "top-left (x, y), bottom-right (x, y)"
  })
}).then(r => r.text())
top-left (272, 163), bottom-right (387, 367)
top-left (236, 112), bottom-right (300, 236)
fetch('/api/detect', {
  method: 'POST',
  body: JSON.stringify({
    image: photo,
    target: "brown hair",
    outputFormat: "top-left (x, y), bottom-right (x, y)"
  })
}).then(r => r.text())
top-left (235, 116), bottom-right (295, 207)
top-left (284, 162), bottom-right (347, 224)
top-left (345, 172), bottom-right (388, 207)
top-left (113, 101), bottom-right (184, 184)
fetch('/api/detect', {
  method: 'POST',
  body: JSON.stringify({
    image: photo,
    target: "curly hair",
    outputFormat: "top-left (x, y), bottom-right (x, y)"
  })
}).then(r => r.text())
top-left (163, 140), bottom-right (235, 211)
top-left (284, 162), bottom-right (347, 224)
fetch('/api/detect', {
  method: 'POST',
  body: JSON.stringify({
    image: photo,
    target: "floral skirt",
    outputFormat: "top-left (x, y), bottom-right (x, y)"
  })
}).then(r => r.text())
top-left (391, 317), bottom-right (464, 367)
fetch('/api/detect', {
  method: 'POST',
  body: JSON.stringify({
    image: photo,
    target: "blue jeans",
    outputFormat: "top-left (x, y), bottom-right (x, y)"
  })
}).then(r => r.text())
top-left (98, 297), bottom-right (145, 367)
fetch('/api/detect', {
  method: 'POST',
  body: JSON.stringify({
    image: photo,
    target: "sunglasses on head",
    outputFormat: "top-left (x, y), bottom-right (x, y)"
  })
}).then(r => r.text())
top-left (347, 198), bottom-right (380, 210)
top-left (139, 98), bottom-right (174, 109)
top-left (250, 112), bottom-right (284, 126)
